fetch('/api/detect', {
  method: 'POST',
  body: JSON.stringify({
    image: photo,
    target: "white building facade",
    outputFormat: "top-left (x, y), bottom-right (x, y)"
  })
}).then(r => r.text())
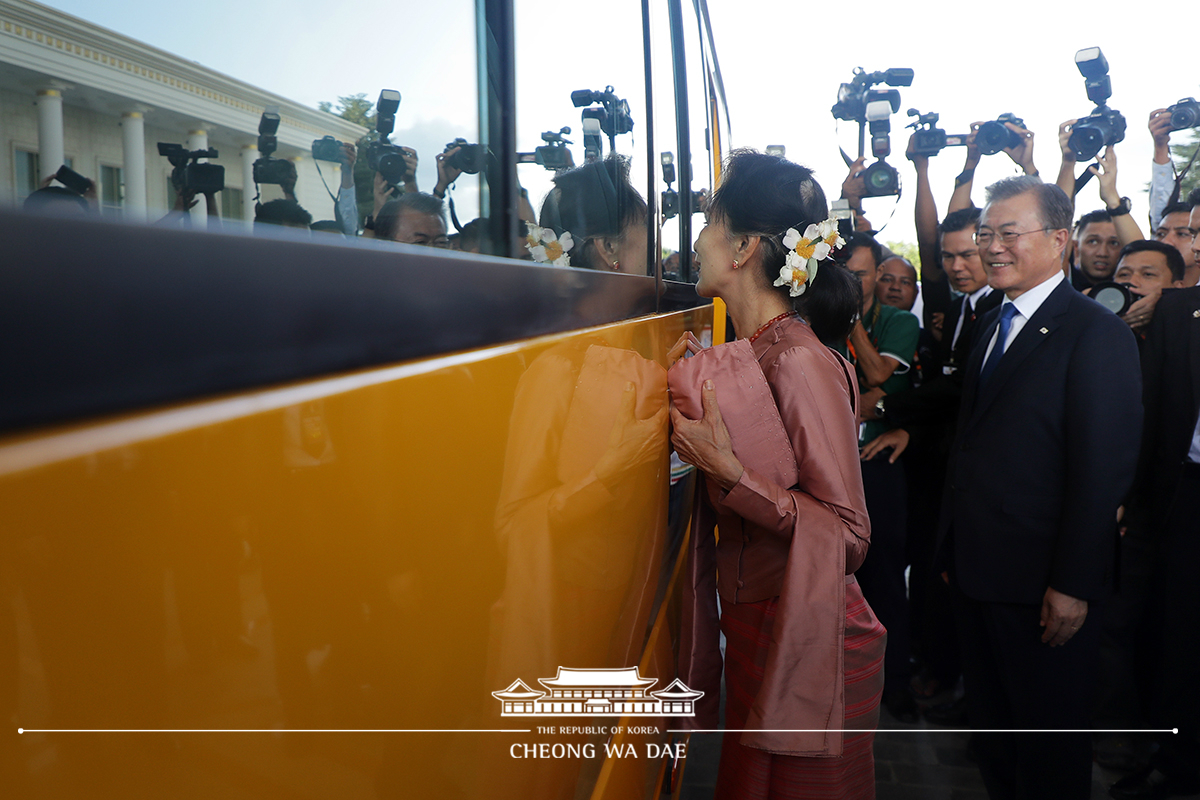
top-left (0, 0), bottom-right (365, 225)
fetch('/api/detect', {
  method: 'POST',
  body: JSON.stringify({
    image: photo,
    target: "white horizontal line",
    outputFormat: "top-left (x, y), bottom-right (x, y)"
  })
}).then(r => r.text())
top-left (669, 728), bottom-right (1179, 734)
top-left (18, 728), bottom-right (531, 734)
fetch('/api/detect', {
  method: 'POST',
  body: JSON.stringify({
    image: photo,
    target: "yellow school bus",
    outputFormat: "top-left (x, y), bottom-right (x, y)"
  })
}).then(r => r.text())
top-left (0, 0), bottom-right (729, 796)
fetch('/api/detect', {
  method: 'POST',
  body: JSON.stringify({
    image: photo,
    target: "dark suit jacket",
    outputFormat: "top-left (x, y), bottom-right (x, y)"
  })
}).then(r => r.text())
top-left (887, 289), bottom-right (1003, 428)
top-left (1134, 286), bottom-right (1200, 518)
top-left (937, 279), bottom-right (1143, 604)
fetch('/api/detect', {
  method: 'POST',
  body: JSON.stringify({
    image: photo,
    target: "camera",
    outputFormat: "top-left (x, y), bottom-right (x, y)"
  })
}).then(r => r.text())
top-left (906, 109), bottom-right (968, 158)
top-left (830, 67), bottom-right (913, 122)
top-left (571, 86), bottom-right (634, 138)
top-left (311, 135), bottom-right (345, 163)
top-left (443, 138), bottom-right (485, 175)
top-left (158, 142), bottom-right (225, 195)
top-left (861, 161), bottom-right (900, 198)
top-left (1167, 97), bottom-right (1200, 131)
top-left (517, 127), bottom-right (575, 172)
top-left (252, 106), bottom-right (293, 186)
top-left (976, 113), bottom-right (1026, 156)
top-left (1067, 47), bottom-right (1126, 161)
top-left (1090, 280), bottom-right (1139, 317)
top-left (364, 89), bottom-right (412, 186)
top-left (572, 86), bottom-right (634, 162)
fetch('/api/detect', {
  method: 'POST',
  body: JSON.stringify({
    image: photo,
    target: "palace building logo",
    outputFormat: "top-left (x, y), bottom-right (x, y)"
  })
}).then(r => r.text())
top-left (492, 667), bottom-right (703, 717)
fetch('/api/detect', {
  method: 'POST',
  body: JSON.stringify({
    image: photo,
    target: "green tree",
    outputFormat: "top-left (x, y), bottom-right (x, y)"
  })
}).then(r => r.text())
top-left (885, 241), bottom-right (921, 275)
top-left (317, 93), bottom-right (375, 128)
top-left (1168, 129), bottom-right (1200, 202)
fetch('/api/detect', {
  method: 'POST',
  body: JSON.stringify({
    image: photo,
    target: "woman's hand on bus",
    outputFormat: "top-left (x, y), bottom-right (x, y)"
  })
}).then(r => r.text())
top-left (669, 380), bottom-right (743, 490)
top-left (667, 331), bottom-right (704, 366)
top-left (594, 382), bottom-right (669, 487)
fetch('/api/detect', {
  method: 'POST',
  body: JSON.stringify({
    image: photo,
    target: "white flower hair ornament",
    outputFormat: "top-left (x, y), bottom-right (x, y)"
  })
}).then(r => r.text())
top-left (775, 218), bottom-right (845, 297)
top-left (525, 222), bottom-right (574, 267)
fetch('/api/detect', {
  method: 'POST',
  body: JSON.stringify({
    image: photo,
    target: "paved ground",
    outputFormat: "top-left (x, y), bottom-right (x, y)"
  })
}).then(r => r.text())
top-left (678, 696), bottom-right (1196, 800)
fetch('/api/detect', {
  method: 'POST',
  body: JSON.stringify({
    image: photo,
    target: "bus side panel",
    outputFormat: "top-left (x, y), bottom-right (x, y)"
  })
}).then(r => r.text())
top-left (2, 308), bottom-right (709, 799)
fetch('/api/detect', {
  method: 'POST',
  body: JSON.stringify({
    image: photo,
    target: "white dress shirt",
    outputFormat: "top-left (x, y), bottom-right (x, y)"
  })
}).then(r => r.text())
top-left (981, 271), bottom-right (1064, 365)
top-left (951, 285), bottom-right (994, 350)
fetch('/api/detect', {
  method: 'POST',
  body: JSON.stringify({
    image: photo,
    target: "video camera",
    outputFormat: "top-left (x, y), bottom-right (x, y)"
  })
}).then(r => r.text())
top-left (1067, 47), bottom-right (1126, 161)
top-left (1167, 97), bottom-right (1200, 132)
top-left (831, 67), bottom-right (913, 198)
top-left (976, 113), bottom-right (1026, 156)
top-left (518, 127), bottom-right (576, 172)
top-left (252, 106), bottom-right (294, 185)
top-left (365, 89), bottom-right (412, 186)
top-left (158, 142), bottom-right (224, 195)
top-left (906, 109), bottom-right (968, 158)
top-left (572, 86), bottom-right (634, 162)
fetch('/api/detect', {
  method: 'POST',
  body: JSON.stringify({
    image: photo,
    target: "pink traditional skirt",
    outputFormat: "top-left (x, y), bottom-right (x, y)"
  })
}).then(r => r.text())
top-left (715, 581), bottom-right (886, 800)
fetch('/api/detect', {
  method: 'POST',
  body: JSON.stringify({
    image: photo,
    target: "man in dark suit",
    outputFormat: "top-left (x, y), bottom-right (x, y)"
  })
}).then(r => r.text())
top-left (938, 175), bottom-right (1143, 800)
top-left (1109, 281), bottom-right (1200, 800)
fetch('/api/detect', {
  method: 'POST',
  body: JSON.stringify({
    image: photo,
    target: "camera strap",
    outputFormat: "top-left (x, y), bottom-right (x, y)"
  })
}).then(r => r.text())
top-left (312, 160), bottom-right (339, 206)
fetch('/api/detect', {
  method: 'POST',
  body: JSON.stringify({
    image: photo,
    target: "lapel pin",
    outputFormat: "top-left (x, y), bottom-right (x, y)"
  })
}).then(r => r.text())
top-left (1039, 327), bottom-right (1049, 334)
top-left (1193, 310), bottom-right (1200, 318)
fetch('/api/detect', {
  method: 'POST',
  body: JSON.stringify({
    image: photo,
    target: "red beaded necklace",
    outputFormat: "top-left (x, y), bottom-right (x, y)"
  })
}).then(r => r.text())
top-left (747, 311), bottom-right (795, 344)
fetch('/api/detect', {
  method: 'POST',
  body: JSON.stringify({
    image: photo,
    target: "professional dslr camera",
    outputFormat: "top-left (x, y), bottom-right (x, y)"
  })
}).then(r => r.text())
top-left (443, 138), bottom-right (486, 175)
top-left (906, 109), bottom-right (968, 158)
top-left (976, 113), bottom-right (1026, 156)
top-left (311, 135), bottom-right (346, 164)
top-left (364, 89), bottom-right (412, 186)
top-left (1090, 280), bottom-right (1141, 317)
top-left (1067, 47), bottom-right (1126, 161)
top-left (252, 106), bottom-right (293, 185)
top-left (158, 142), bottom-right (224, 195)
top-left (1166, 97), bottom-right (1200, 132)
top-left (831, 67), bottom-right (914, 198)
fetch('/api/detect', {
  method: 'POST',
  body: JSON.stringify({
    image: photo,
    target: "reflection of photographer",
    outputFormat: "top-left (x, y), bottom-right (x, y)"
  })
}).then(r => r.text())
top-left (23, 166), bottom-right (97, 216)
top-left (311, 138), bottom-right (360, 235)
top-left (157, 142), bottom-right (223, 226)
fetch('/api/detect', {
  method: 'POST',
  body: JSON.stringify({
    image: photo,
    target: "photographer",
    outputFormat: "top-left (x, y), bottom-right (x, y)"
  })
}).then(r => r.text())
top-left (332, 142), bottom-right (359, 236)
top-left (1154, 195), bottom-right (1200, 287)
top-left (255, 199), bottom-right (312, 231)
top-left (1110, 239), bottom-right (1188, 334)
top-left (1071, 209), bottom-right (1122, 290)
top-left (24, 173), bottom-right (97, 216)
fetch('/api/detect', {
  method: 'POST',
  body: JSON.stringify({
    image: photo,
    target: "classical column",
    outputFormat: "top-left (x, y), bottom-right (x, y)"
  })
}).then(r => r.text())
top-left (187, 129), bottom-right (209, 226)
top-left (36, 89), bottom-right (65, 180)
top-left (121, 112), bottom-right (147, 221)
top-left (241, 145), bottom-right (257, 225)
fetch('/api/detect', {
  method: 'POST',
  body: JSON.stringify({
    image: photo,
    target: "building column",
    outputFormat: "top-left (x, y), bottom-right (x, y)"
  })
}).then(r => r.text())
top-left (187, 129), bottom-right (209, 226)
top-left (121, 112), bottom-right (146, 222)
top-left (36, 89), bottom-right (65, 180)
top-left (241, 145), bottom-right (257, 225)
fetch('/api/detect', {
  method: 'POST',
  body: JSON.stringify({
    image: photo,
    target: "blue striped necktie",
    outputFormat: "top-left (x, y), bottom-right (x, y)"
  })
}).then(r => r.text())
top-left (978, 303), bottom-right (1019, 387)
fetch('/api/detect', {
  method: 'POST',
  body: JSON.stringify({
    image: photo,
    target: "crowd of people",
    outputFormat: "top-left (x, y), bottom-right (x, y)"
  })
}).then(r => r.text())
top-left (660, 106), bottom-right (1198, 800)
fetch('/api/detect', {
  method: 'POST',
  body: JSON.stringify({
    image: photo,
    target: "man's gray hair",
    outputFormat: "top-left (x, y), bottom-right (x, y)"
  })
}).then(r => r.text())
top-left (983, 175), bottom-right (1073, 232)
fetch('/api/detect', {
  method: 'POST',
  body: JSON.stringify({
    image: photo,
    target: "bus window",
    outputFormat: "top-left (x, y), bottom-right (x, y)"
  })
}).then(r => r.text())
top-left (510, 0), bottom-right (652, 276)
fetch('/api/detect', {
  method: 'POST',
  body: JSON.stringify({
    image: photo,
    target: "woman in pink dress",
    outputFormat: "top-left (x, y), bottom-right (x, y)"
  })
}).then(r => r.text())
top-left (669, 150), bottom-right (886, 800)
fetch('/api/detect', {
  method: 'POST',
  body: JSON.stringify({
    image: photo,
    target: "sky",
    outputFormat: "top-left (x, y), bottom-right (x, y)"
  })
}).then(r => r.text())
top-left (33, 0), bottom-right (1199, 252)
